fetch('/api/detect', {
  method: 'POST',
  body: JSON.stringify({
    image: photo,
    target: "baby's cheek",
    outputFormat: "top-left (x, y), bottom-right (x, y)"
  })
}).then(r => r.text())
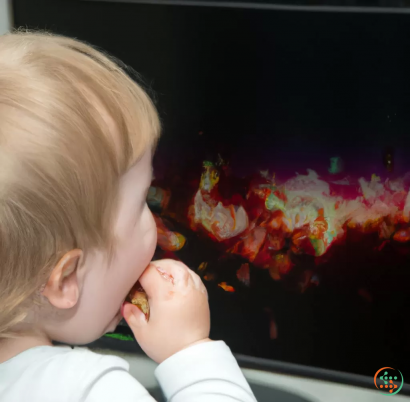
top-left (143, 209), bottom-right (157, 256)
top-left (129, 208), bottom-right (157, 271)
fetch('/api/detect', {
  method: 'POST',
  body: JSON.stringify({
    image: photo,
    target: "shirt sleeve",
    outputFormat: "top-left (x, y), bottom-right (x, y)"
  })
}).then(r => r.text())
top-left (85, 369), bottom-right (157, 402)
top-left (155, 341), bottom-right (257, 402)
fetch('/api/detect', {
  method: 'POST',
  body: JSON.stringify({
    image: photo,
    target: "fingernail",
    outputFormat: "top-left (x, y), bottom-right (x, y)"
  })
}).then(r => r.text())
top-left (122, 302), bottom-right (146, 325)
top-left (153, 264), bottom-right (174, 283)
top-left (134, 304), bottom-right (149, 321)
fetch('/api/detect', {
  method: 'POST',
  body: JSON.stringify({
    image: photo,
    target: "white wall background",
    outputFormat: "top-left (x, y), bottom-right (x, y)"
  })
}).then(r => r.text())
top-left (0, 0), bottom-right (12, 35)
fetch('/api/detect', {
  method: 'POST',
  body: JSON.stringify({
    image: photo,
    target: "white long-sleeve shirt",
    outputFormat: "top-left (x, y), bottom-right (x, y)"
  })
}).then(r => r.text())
top-left (0, 340), bottom-right (257, 402)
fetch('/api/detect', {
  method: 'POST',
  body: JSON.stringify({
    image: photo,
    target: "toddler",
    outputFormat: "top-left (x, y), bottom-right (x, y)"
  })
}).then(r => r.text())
top-left (0, 32), bottom-right (257, 402)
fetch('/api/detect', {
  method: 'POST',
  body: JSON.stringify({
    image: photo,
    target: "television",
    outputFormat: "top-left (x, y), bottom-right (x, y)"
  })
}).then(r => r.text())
top-left (13, 0), bottom-right (410, 385)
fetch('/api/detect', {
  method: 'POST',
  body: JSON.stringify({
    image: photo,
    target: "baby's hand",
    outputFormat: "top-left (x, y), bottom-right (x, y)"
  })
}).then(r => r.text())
top-left (122, 259), bottom-right (211, 363)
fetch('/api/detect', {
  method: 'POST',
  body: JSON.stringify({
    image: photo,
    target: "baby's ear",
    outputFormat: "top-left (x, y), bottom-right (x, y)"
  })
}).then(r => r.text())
top-left (42, 249), bottom-right (83, 309)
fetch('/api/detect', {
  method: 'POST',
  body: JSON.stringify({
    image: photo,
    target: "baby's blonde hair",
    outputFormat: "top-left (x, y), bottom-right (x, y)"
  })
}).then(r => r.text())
top-left (0, 31), bottom-right (160, 337)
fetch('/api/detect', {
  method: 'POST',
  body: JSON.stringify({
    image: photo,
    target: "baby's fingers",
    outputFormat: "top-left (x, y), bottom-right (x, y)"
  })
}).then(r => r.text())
top-left (137, 262), bottom-right (174, 299)
top-left (188, 269), bottom-right (207, 294)
top-left (139, 259), bottom-right (193, 298)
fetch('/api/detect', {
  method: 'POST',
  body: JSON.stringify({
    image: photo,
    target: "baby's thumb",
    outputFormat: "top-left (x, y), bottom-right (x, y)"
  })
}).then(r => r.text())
top-left (122, 302), bottom-right (147, 329)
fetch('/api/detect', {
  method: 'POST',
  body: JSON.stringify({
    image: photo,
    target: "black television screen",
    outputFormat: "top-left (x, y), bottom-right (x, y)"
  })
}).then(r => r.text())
top-left (13, 0), bottom-right (410, 380)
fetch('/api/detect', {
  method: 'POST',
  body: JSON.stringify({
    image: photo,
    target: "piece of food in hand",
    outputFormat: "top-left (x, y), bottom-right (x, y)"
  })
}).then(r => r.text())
top-left (127, 283), bottom-right (150, 321)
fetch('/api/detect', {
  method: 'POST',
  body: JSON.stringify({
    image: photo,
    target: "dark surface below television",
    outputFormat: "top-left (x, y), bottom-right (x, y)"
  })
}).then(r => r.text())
top-left (14, 0), bottom-right (410, 379)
